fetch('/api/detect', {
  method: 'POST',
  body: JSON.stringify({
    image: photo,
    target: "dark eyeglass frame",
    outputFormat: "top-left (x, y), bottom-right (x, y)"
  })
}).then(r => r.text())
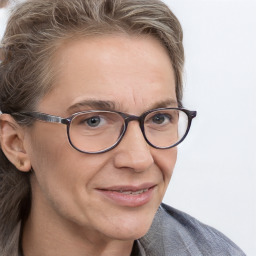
top-left (12, 108), bottom-right (197, 154)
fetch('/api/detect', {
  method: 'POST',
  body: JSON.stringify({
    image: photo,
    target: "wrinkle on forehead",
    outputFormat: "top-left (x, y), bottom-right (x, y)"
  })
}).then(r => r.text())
top-left (38, 34), bottom-right (176, 116)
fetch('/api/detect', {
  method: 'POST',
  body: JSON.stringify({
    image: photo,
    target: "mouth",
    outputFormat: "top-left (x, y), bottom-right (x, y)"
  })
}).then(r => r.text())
top-left (96, 184), bottom-right (156, 207)
top-left (113, 188), bottom-right (150, 195)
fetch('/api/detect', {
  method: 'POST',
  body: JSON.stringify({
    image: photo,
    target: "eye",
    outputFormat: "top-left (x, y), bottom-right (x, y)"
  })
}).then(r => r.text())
top-left (85, 116), bottom-right (105, 127)
top-left (151, 113), bottom-right (171, 125)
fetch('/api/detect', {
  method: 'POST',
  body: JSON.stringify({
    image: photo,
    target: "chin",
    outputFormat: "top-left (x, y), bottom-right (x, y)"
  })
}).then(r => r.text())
top-left (108, 226), bottom-right (151, 241)
top-left (103, 211), bottom-right (156, 241)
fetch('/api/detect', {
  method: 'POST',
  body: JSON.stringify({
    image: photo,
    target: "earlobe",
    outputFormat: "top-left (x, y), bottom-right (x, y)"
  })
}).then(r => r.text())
top-left (0, 114), bottom-right (31, 172)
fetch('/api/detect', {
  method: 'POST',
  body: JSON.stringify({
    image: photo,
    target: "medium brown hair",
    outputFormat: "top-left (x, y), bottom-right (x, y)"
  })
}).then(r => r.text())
top-left (0, 0), bottom-right (184, 248)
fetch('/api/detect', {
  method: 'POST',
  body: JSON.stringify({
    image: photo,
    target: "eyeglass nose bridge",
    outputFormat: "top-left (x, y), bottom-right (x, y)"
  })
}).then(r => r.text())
top-left (120, 113), bottom-right (148, 144)
top-left (123, 112), bottom-right (145, 127)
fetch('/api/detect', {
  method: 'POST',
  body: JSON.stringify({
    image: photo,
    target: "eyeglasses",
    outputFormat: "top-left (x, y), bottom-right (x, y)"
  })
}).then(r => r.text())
top-left (13, 108), bottom-right (197, 154)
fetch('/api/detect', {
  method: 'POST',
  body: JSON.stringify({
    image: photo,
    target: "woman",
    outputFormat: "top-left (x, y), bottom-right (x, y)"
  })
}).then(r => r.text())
top-left (0, 0), bottom-right (245, 255)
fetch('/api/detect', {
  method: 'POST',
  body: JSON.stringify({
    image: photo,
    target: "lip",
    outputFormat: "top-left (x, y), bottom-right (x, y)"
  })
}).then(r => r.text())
top-left (96, 183), bottom-right (156, 207)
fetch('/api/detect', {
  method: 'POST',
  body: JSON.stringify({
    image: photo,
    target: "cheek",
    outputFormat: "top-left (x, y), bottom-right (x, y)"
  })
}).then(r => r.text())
top-left (153, 147), bottom-right (177, 183)
top-left (26, 125), bottom-right (79, 199)
top-left (28, 125), bottom-right (67, 172)
top-left (27, 124), bottom-right (109, 198)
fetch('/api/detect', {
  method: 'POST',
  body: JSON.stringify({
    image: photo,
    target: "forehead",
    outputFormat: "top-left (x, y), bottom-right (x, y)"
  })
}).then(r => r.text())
top-left (39, 34), bottom-right (176, 115)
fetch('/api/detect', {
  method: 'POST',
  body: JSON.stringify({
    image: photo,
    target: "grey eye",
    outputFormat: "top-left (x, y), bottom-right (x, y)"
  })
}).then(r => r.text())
top-left (152, 114), bottom-right (170, 124)
top-left (86, 116), bottom-right (101, 127)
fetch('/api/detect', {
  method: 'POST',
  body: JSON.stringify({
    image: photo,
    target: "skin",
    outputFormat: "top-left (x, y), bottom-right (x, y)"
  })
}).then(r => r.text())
top-left (0, 34), bottom-right (178, 256)
top-left (0, 0), bottom-right (9, 8)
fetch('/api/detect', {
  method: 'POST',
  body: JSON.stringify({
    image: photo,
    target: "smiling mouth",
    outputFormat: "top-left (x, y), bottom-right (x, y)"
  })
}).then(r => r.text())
top-left (106, 188), bottom-right (150, 195)
top-left (97, 185), bottom-right (156, 207)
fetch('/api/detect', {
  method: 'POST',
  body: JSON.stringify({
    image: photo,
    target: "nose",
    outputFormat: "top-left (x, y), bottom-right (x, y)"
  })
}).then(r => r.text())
top-left (113, 121), bottom-right (154, 172)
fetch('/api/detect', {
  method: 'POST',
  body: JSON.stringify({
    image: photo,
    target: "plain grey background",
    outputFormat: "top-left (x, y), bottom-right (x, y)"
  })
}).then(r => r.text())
top-left (1, 0), bottom-right (255, 255)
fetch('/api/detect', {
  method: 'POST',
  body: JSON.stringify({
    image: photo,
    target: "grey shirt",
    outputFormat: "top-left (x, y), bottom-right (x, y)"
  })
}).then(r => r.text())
top-left (133, 203), bottom-right (246, 256)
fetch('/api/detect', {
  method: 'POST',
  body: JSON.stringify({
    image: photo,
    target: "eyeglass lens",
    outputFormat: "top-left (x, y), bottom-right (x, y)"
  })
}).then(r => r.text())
top-left (68, 109), bottom-right (189, 153)
top-left (144, 109), bottom-right (188, 148)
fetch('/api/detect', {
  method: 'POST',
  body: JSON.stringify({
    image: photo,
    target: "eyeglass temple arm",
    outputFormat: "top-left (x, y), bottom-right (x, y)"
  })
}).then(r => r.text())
top-left (12, 112), bottom-right (70, 125)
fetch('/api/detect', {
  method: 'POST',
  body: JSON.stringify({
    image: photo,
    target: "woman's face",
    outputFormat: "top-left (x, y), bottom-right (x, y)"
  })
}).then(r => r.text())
top-left (25, 35), bottom-right (178, 241)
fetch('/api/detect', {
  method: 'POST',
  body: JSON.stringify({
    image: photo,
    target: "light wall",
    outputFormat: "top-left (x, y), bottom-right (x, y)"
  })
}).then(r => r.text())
top-left (162, 1), bottom-right (256, 255)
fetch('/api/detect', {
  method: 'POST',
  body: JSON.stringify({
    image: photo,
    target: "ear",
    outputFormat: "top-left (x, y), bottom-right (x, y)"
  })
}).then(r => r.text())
top-left (0, 114), bottom-right (31, 172)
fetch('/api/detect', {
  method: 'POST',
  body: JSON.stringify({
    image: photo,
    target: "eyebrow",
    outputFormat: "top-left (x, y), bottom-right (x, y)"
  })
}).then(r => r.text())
top-left (150, 99), bottom-right (178, 109)
top-left (67, 98), bottom-right (178, 114)
top-left (67, 100), bottom-right (118, 113)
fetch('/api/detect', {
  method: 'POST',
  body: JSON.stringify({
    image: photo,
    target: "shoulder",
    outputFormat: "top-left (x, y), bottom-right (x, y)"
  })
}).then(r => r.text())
top-left (138, 203), bottom-right (246, 256)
